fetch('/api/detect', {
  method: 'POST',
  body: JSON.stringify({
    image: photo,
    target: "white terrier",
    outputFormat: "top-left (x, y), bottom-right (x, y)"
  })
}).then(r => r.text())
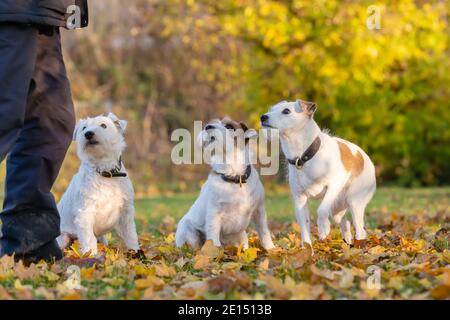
top-left (261, 100), bottom-right (376, 245)
top-left (56, 113), bottom-right (140, 255)
top-left (175, 118), bottom-right (275, 250)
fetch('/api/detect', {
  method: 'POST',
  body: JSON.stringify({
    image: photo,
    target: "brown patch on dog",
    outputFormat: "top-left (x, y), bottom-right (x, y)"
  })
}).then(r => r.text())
top-left (221, 117), bottom-right (241, 130)
top-left (239, 122), bottom-right (249, 132)
top-left (221, 118), bottom-right (251, 144)
top-left (337, 141), bottom-right (364, 177)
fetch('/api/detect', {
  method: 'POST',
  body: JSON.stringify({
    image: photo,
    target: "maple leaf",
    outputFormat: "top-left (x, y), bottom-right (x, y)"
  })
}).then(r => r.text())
top-left (134, 276), bottom-right (164, 290)
top-left (80, 266), bottom-right (96, 280)
top-left (310, 264), bottom-right (336, 281)
top-left (285, 247), bottom-right (311, 269)
top-left (0, 285), bottom-right (12, 300)
top-left (238, 247), bottom-right (259, 264)
top-left (258, 258), bottom-right (269, 271)
top-left (368, 245), bottom-right (386, 255)
top-left (221, 262), bottom-right (242, 271)
top-left (14, 261), bottom-right (39, 280)
top-left (430, 271), bottom-right (450, 299)
top-left (207, 276), bottom-right (235, 294)
top-left (62, 292), bottom-right (82, 300)
top-left (200, 240), bottom-right (223, 259)
top-left (154, 261), bottom-right (176, 277)
top-left (193, 254), bottom-right (211, 270)
top-left (260, 275), bottom-right (291, 299)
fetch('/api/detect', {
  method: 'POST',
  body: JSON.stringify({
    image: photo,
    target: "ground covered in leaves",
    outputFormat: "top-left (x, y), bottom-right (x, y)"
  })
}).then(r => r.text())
top-left (0, 188), bottom-right (449, 300)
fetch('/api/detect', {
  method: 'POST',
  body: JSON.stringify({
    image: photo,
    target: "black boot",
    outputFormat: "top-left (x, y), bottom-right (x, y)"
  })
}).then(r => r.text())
top-left (0, 210), bottom-right (62, 264)
top-left (0, 239), bottom-right (63, 264)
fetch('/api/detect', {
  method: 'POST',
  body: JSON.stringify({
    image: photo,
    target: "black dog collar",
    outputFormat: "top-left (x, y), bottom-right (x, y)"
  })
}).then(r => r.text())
top-left (97, 158), bottom-right (127, 178)
top-left (215, 165), bottom-right (252, 187)
top-left (287, 136), bottom-right (321, 169)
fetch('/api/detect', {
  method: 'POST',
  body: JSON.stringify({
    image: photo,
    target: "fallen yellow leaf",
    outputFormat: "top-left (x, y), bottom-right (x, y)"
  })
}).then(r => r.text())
top-left (193, 254), bottom-right (211, 270)
top-left (258, 258), bottom-right (269, 271)
top-left (200, 240), bottom-right (223, 258)
top-left (134, 276), bottom-right (164, 290)
top-left (239, 247), bottom-right (259, 264)
top-left (368, 245), bottom-right (386, 255)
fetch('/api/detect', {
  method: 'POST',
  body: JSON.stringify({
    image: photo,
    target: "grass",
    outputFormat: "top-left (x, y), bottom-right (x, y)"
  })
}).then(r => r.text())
top-left (135, 187), bottom-right (450, 228)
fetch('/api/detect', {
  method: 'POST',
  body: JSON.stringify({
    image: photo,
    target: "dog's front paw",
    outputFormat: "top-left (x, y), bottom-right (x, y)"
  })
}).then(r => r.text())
top-left (317, 221), bottom-right (331, 240)
top-left (262, 241), bottom-right (275, 251)
top-left (204, 239), bottom-right (222, 248)
top-left (302, 242), bottom-right (314, 256)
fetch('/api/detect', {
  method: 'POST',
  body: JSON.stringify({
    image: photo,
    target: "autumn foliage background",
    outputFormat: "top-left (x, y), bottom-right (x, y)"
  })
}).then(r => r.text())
top-left (0, 0), bottom-right (444, 197)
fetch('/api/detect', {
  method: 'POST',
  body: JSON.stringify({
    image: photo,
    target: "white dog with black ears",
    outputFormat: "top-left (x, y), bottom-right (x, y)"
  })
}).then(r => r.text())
top-left (56, 113), bottom-right (140, 255)
top-left (261, 100), bottom-right (376, 246)
top-left (175, 118), bottom-right (275, 250)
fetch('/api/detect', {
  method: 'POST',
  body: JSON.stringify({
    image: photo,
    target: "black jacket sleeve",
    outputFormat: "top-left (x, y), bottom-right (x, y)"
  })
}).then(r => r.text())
top-left (0, 0), bottom-right (88, 28)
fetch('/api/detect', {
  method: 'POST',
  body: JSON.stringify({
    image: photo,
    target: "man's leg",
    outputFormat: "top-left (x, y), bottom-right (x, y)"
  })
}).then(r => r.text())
top-left (0, 23), bottom-right (38, 256)
top-left (1, 27), bottom-right (75, 262)
top-left (0, 24), bottom-right (37, 162)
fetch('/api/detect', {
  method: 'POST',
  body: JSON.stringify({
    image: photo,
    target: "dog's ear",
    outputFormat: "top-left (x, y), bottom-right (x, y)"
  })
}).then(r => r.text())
top-left (295, 100), bottom-right (317, 117)
top-left (239, 122), bottom-right (257, 140)
top-left (304, 101), bottom-right (317, 116)
top-left (294, 100), bottom-right (303, 113)
top-left (72, 119), bottom-right (84, 141)
top-left (239, 122), bottom-right (249, 132)
top-left (237, 122), bottom-right (257, 142)
top-left (107, 112), bottom-right (128, 134)
top-left (244, 128), bottom-right (258, 140)
top-left (116, 119), bottom-right (128, 133)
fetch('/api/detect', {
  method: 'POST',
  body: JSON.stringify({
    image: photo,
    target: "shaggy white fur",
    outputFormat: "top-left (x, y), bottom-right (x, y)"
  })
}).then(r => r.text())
top-left (175, 118), bottom-right (275, 250)
top-left (261, 100), bottom-right (376, 246)
top-left (56, 113), bottom-right (140, 255)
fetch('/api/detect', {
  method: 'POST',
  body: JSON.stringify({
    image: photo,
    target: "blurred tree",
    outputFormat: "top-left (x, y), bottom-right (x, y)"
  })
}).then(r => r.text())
top-left (206, 0), bottom-right (450, 186)
top-left (46, 0), bottom-right (450, 195)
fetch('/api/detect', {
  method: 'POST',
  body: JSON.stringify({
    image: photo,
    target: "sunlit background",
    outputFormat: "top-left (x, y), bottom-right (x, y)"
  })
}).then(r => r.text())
top-left (0, 0), bottom-right (449, 199)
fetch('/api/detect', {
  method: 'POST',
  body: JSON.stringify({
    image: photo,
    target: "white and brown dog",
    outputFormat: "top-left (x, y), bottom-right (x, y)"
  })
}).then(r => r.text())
top-left (175, 118), bottom-right (275, 250)
top-left (261, 100), bottom-right (376, 246)
top-left (56, 113), bottom-right (140, 255)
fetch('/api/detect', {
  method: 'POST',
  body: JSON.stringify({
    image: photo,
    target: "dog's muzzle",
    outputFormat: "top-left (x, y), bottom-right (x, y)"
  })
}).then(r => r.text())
top-left (84, 131), bottom-right (99, 146)
top-left (260, 114), bottom-right (269, 122)
top-left (260, 114), bottom-right (274, 128)
top-left (85, 131), bottom-right (95, 140)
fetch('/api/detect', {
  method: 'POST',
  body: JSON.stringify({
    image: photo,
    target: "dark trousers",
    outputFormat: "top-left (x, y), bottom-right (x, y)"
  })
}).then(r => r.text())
top-left (0, 24), bottom-right (75, 255)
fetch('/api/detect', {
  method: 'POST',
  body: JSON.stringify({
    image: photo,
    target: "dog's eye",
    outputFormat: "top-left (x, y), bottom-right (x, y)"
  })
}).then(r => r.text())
top-left (100, 124), bottom-right (107, 129)
top-left (82, 126), bottom-right (87, 131)
top-left (282, 108), bottom-right (291, 115)
top-left (225, 124), bottom-right (234, 130)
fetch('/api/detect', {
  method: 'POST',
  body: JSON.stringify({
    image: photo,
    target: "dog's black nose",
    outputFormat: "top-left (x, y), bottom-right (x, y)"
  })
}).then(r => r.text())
top-left (205, 125), bottom-right (215, 131)
top-left (84, 131), bottom-right (95, 140)
top-left (260, 114), bottom-right (269, 122)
